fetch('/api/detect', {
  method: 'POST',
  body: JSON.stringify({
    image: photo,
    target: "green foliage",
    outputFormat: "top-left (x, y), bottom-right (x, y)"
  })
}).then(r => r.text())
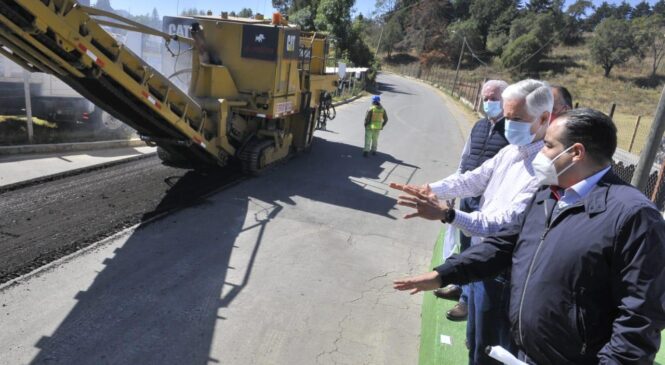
top-left (487, 32), bottom-right (509, 55)
top-left (452, 0), bottom-right (472, 20)
top-left (586, 1), bottom-right (633, 30)
top-left (346, 17), bottom-right (374, 66)
top-left (632, 14), bottom-right (665, 78)
top-left (237, 8), bottom-right (253, 18)
top-left (501, 32), bottom-right (544, 73)
top-left (655, 0), bottom-right (665, 14)
top-left (589, 18), bottom-right (636, 77)
top-left (561, 0), bottom-right (592, 44)
top-left (380, 17), bottom-right (404, 57)
top-left (631, 1), bottom-right (652, 19)
top-left (445, 20), bottom-right (483, 67)
top-left (487, 6), bottom-right (520, 37)
top-left (469, 0), bottom-right (517, 46)
top-left (500, 12), bottom-right (556, 72)
top-left (526, 0), bottom-right (561, 14)
top-left (289, 5), bottom-right (316, 30)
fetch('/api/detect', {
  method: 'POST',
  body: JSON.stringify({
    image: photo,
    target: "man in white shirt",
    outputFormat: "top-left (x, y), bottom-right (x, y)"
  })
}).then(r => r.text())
top-left (391, 79), bottom-right (554, 365)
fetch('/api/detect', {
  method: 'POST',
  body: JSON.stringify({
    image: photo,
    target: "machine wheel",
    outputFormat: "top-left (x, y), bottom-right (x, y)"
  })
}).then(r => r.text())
top-left (93, 109), bottom-right (136, 139)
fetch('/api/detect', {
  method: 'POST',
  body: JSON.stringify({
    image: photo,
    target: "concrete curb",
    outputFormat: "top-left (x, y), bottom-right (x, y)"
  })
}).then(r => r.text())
top-left (0, 138), bottom-right (147, 156)
top-left (333, 93), bottom-right (365, 107)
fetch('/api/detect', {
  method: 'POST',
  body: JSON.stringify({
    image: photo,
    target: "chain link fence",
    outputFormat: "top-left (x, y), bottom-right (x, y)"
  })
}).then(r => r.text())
top-left (389, 62), bottom-right (665, 210)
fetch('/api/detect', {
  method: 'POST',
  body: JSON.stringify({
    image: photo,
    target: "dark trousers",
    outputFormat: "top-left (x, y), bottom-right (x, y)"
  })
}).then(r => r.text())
top-left (518, 351), bottom-right (537, 364)
top-left (458, 197), bottom-right (475, 304)
top-left (467, 278), bottom-right (514, 365)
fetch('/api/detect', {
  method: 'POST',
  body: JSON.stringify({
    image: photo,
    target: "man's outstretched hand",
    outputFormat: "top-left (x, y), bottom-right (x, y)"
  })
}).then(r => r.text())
top-left (393, 271), bottom-right (441, 295)
top-left (389, 183), bottom-right (448, 220)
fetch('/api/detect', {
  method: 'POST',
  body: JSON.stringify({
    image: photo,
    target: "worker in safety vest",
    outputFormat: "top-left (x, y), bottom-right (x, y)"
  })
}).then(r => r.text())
top-left (363, 95), bottom-right (388, 157)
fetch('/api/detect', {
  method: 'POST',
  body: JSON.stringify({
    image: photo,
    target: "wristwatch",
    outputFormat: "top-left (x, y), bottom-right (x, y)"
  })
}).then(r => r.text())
top-left (441, 208), bottom-right (456, 224)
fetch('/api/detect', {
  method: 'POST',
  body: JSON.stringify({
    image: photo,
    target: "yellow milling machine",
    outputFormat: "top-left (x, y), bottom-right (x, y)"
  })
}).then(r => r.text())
top-left (0, 1), bottom-right (338, 172)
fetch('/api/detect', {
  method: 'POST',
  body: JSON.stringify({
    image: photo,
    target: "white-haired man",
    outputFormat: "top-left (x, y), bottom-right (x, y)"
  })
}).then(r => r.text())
top-left (435, 80), bottom-right (511, 323)
top-left (391, 79), bottom-right (553, 365)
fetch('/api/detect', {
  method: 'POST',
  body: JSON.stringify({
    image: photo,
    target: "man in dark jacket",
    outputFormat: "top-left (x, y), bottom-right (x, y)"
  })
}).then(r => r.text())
top-left (394, 108), bottom-right (665, 364)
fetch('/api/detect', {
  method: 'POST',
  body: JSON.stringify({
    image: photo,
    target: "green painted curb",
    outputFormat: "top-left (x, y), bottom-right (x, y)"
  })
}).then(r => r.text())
top-left (418, 227), bottom-right (468, 365)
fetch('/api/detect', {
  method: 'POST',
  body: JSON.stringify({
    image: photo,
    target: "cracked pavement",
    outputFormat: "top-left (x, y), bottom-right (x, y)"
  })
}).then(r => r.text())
top-left (0, 73), bottom-right (471, 364)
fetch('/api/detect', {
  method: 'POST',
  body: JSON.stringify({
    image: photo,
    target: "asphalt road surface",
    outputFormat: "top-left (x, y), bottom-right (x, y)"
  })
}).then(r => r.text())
top-left (0, 73), bottom-right (473, 365)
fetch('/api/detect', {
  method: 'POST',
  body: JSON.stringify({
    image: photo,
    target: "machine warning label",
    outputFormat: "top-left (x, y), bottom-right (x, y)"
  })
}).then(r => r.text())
top-left (283, 29), bottom-right (300, 59)
top-left (242, 26), bottom-right (279, 61)
top-left (276, 101), bottom-right (294, 114)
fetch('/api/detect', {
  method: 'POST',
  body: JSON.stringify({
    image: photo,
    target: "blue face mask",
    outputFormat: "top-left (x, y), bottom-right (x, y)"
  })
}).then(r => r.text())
top-left (483, 100), bottom-right (502, 119)
top-left (504, 119), bottom-right (535, 146)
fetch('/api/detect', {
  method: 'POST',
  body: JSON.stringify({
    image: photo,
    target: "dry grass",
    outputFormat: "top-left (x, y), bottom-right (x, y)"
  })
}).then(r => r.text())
top-left (385, 42), bottom-right (665, 153)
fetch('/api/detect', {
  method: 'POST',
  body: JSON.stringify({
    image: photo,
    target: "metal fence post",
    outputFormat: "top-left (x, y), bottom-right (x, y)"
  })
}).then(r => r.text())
top-left (628, 115), bottom-right (642, 153)
top-left (609, 103), bottom-right (616, 119)
top-left (651, 160), bottom-right (665, 201)
top-left (632, 84), bottom-right (665, 191)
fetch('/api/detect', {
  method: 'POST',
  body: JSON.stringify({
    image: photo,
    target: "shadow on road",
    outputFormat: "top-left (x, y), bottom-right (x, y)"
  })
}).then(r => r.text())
top-left (28, 137), bottom-right (420, 364)
top-left (373, 81), bottom-right (414, 96)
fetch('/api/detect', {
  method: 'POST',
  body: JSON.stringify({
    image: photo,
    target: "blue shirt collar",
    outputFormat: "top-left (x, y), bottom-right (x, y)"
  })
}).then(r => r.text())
top-left (563, 166), bottom-right (612, 202)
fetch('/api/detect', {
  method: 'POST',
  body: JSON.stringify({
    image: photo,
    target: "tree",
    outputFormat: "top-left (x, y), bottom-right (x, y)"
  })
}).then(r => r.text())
top-left (586, 1), bottom-right (616, 29)
top-left (237, 8), bottom-right (253, 18)
top-left (631, 1), bottom-right (652, 19)
top-left (501, 12), bottom-right (557, 72)
top-left (379, 17), bottom-right (404, 58)
top-left (444, 20), bottom-right (483, 67)
top-left (562, 0), bottom-right (592, 42)
top-left (314, 0), bottom-right (353, 58)
top-left (633, 15), bottom-right (665, 79)
top-left (469, 0), bottom-right (517, 47)
top-left (613, 1), bottom-right (632, 20)
top-left (290, 5), bottom-right (317, 30)
top-left (589, 18), bottom-right (635, 77)
top-left (452, 0), bottom-right (472, 20)
top-left (501, 32), bottom-right (544, 73)
top-left (346, 17), bottom-right (374, 66)
top-left (527, 0), bottom-right (557, 14)
top-left (655, 0), bottom-right (665, 14)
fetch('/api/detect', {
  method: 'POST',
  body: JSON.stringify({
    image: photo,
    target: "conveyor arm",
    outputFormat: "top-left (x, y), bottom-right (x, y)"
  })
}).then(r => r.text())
top-left (0, 0), bottom-right (230, 166)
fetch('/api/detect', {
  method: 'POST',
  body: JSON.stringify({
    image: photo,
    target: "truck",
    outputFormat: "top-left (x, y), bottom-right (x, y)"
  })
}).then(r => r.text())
top-left (0, 0), bottom-right (338, 172)
top-left (0, 55), bottom-right (95, 125)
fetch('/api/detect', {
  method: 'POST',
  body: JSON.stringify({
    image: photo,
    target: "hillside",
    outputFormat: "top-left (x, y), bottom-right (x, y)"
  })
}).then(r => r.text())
top-left (383, 38), bottom-right (665, 154)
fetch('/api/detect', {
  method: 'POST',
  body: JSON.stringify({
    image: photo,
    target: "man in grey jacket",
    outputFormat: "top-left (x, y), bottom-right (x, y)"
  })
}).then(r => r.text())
top-left (394, 108), bottom-right (665, 364)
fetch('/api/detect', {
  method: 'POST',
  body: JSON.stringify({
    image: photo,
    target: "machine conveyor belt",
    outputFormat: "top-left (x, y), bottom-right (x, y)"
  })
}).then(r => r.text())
top-left (0, 0), bottom-right (221, 166)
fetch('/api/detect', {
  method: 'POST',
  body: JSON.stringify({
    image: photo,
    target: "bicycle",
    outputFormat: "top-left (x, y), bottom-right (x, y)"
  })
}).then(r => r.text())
top-left (316, 92), bottom-right (336, 130)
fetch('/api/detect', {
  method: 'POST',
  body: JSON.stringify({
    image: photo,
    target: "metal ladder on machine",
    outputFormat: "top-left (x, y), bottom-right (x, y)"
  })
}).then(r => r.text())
top-left (0, 0), bottom-right (229, 167)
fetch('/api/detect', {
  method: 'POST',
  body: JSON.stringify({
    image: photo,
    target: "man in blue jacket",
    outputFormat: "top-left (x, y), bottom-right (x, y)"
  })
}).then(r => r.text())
top-left (394, 108), bottom-right (665, 364)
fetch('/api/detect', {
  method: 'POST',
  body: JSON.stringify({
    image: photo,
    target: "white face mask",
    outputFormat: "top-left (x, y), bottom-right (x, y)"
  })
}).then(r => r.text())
top-left (532, 145), bottom-right (576, 186)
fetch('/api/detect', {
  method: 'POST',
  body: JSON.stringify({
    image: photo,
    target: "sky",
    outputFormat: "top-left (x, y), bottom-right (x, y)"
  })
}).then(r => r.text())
top-left (104, 0), bottom-right (661, 19)
top-left (105, 0), bottom-right (376, 18)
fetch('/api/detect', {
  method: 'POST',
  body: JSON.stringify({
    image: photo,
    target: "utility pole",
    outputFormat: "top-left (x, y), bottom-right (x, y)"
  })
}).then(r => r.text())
top-left (22, 70), bottom-right (33, 144)
top-left (375, 21), bottom-right (385, 56)
top-left (451, 36), bottom-right (466, 96)
top-left (632, 84), bottom-right (665, 191)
